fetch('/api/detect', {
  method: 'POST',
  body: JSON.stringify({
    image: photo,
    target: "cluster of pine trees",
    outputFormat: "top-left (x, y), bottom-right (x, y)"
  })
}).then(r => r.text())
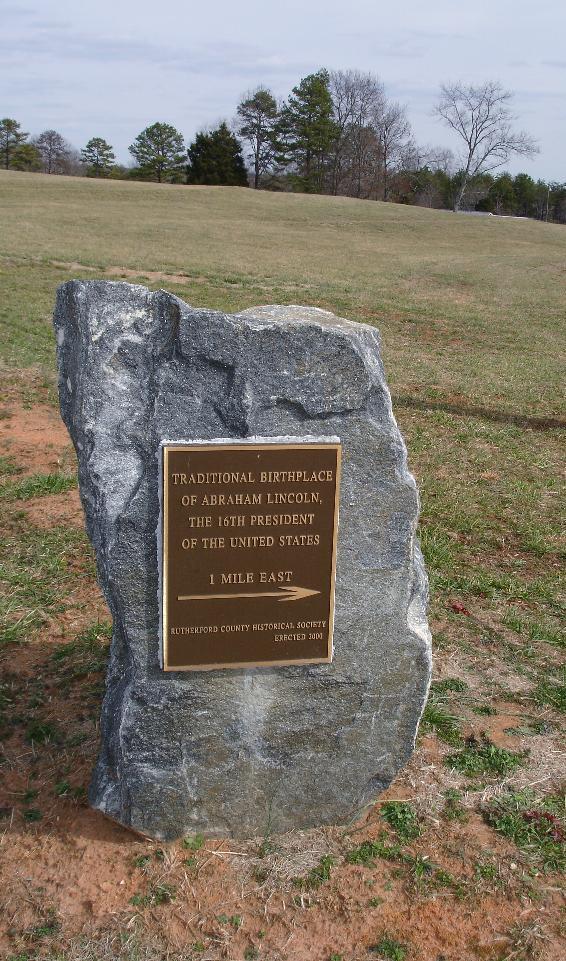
top-left (2, 68), bottom-right (565, 222)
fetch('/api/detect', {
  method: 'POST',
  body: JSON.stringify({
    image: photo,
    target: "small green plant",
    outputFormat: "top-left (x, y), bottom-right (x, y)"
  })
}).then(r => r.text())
top-left (257, 837), bottom-right (275, 857)
top-left (22, 788), bottom-right (39, 804)
top-left (380, 801), bottom-right (420, 841)
top-left (329, 954), bottom-right (343, 961)
top-left (433, 678), bottom-right (468, 693)
top-left (31, 916), bottom-right (59, 938)
top-left (183, 832), bottom-right (204, 850)
top-left (217, 914), bottom-right (242, 928)
top-left (192, 942), bottom-right (205, 953)
top-left (151, 883), bottom-right (176, 905)
top-left (294, 854), bottom-right (334, 889)
top-left (51, 623), bottom-right (111, 681)
top-left (244, 949), bottom-right (259, 960)
top-left (23, 808), bottom-right (42, 822)
top-left (533, 676), bottom-right (565, 713)
top-left (345, 836), bottom-right (403, 866)
top-left (420, 700), bottom-right (462, 746)
top-left (408, 854), bottom-right (433, 883)
top-left (445, 737), bottom-right (527, 777)
top-left (504, 718), bottom-right (552, 736)
top-left (54, 779), bottom-right (84, 800)
top-left (130, 882), bottom-right (176, 907)
top-left (475, 860), bottom-right (499, 882)
top-left (368, 935), bottom-right (407, 960)
top-left (484, 790), bottom-right (565, 871)
top-left (433, 868), bottom-right (455, 888)
top-left (0, 455), bottom-right (23, 476)
top-left (442, 789), bottom-right (468, 822)
top-left (26, 720), bottom-right (60, 744)
top-left (472, 704), bottom-right (497, 716)
top-left (133, 854), bottom-right (151, 869)
top-left (369, 896), bottom-right (383, 907)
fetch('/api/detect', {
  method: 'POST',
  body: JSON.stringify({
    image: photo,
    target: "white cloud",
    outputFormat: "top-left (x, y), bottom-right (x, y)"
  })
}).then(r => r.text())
top-left (1, 0), bottom-right (564, 178)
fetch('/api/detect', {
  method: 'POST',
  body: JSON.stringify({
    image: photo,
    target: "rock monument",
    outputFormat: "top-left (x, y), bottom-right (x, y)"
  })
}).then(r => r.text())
top-left (54, 280), bottom-right (431, 840)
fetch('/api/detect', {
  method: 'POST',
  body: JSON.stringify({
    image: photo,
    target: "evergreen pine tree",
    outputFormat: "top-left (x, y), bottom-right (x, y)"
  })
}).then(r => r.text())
top-left (11, 143), bottom-right (41, 172)
top-left (278, 70), bottom-right (338, 193)
top-left (186, 123), bottom-right (248, 186)
top-left (81, 137), bottom-right (116, 177)
top-left (0, 118), bottom-right (28, 169)
top-left (129, 123), bottom-right (185, 183)
top-left (236, 88), bottom-right (279, 188)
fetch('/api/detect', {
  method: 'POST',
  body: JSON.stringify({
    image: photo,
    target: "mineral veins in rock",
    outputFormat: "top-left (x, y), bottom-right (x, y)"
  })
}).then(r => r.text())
top-left (54, 281), bottom-right (431, 840)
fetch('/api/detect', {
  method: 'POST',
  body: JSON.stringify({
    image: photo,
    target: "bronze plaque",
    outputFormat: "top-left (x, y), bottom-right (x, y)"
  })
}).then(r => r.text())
top-left (160, 441), bottom-right (341, 671)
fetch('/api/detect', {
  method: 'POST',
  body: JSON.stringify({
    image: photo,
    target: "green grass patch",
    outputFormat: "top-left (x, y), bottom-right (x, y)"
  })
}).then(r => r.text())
top-left (0, 454), bottom-right (23, 477)
top-left (368, 935), bottom-right (407, 959)
top-left (26, 719), bottom-right (61, 744)
top-left (532, 673), bottom-right (566, 713)
top-left (51, 622), bottom-right (111, 681)
top-left (380, 802), bottom-right (421, 842)
top-left (345, 835), bottom-right (403, 867)
top-left (0, 472), bottom-right (76, 501)
top-left (433, 678), bottom-right (468, 693)
top-left (445, 738), bottom-right (527, 778)
top-left (484, 790), bottom-right (565, 871)
top-left (0, 520), bottom-right (91, 646)
top-left (420, 680), bottom-right (464, 746)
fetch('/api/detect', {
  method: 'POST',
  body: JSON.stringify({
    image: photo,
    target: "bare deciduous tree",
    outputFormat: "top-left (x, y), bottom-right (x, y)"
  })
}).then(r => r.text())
top-left (434, 80), bottom-right (538, 211)
top-left (329, 70), bottom-right (384, 197)
top-left (373, 101), bottom-right (412, 200)
top-left (33, 129), bottom-right (70, 174)
top-left (422, 146), bottom-right (456, 175)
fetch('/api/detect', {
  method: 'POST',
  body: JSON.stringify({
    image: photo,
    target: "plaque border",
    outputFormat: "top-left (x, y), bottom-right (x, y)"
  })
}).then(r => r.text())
top-left (160, 439), bottom-right (341, 672)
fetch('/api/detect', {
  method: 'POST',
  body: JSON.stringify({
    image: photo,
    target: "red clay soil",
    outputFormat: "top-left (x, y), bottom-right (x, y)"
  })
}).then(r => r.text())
top-left (0, 401), bottom-right (72, 475)
top-left (24, 487), bottom-right (85, 529)
top-left (0, 401), bottom-right (564, 961)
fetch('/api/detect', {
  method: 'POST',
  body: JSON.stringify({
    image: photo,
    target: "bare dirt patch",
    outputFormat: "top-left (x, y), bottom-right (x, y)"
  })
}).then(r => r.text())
top-left (51, 260), bottom-right (207, 287)
top-left (0, 403), bottom-right (72, 475)
top-left (24, 487), bottom-right (84, 529)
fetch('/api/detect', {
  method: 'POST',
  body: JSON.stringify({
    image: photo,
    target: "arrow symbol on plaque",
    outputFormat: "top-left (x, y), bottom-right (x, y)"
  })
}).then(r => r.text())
top-left (177, 585), bottom-right (320, 603)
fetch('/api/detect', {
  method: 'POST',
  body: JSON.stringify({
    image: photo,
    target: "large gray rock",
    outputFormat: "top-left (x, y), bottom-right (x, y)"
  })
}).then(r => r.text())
top-left (54, 281), bottom-right (431, 841)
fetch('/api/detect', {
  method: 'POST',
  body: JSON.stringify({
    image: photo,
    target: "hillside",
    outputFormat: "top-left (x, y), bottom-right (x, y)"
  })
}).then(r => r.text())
top-left (1, 169), bottom-right (565, 418)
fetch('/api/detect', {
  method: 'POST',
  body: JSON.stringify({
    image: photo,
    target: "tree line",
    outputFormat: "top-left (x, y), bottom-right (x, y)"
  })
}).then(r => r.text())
top-left (2, 69), bottom-right (565, 222)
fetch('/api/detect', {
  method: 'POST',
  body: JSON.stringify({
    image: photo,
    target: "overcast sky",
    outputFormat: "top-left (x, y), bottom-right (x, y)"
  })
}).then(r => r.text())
top-left (2, 0), bottom-right (565, 179)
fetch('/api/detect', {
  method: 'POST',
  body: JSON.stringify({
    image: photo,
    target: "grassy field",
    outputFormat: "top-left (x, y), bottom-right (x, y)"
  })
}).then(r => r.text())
top-left (0, 170), bottom-right (564, 961)
top-left (1, 169), bottom-right (565, 417)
